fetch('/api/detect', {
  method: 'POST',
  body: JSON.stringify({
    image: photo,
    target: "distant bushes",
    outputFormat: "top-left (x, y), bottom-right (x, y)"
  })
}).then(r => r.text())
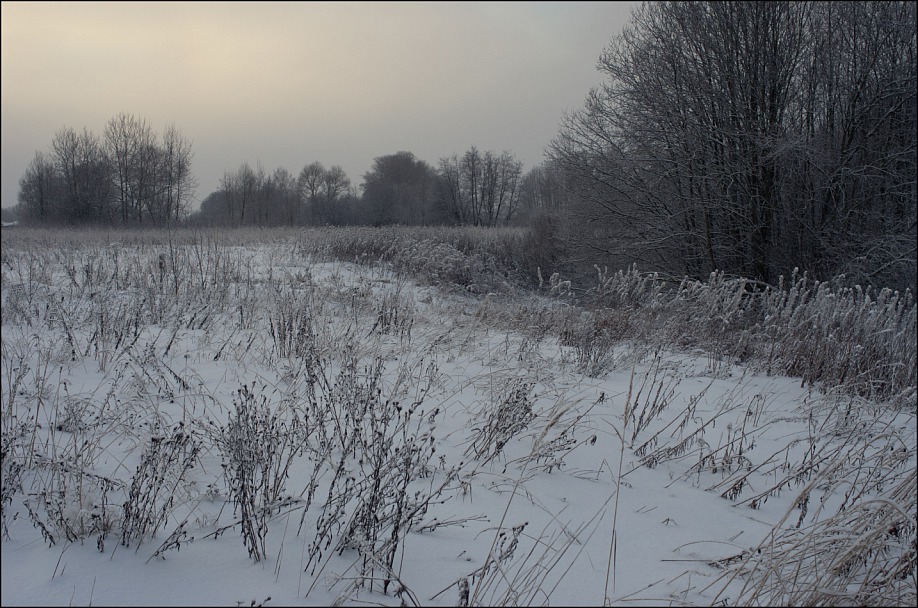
top-left (296, 223), bottom-right (559, 291)
top-left (298, 222), bottom-right (916, 404)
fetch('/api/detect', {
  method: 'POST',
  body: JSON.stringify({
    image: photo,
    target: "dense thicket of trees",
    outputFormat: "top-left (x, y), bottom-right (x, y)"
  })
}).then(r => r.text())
top-left (516, 159), bottom-right (572, 222)
top-left (17, 113), bottom-right (195, 225)
top-left (194, 161), bottom-right (356, 227)
top-left (551, 1), bottom-right (917, 292)
top-left (362, 152), bottom-right (441, 226)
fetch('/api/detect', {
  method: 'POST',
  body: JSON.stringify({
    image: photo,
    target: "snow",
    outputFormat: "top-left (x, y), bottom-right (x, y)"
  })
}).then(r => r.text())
top-left (1, 239), bottom-right (914, 607)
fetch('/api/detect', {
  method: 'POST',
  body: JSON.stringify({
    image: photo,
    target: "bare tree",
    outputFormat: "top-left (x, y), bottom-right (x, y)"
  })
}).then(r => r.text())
top-left (19, 114), bottom-right (196, 226)
top-left (299, 164), bottom-right (351, 225)
top-left (461, 147), bottom-right (484, 224)
top-left (16, 152), bottom-right (60, 223)
top-left (250, 163), bottom-right (269, 226)
top-left (488, 151), bottom-right (523, 225)
top-left (159, 124), bottom-right (196, 223)
top-left (323, 165), bottom-right (350, 202)
top-left (551, 1), bottom-right (916, 291)
top-left (437, 154), bottom-right (467, 225)
top-left (297, 161), bottom-right (325, 224)
top-left (104, 113), bottom-right (196, 225)
top-left (783, 1), bottom-right (917, 290)
top-left (437, 147), bottom-right (523, 226)
top-left (518, 160), bottom-right (571, 220)
top-left (105, 113), bottom-right (155, 223)
top-left (220, 162), bottom-right (260, 226)
top-left (52, 127), bottom-right (112, 223)
top-left (268, 167), bottom-right (300, 225)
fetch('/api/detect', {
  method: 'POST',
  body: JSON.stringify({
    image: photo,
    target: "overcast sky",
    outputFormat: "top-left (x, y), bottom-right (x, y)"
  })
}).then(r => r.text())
top-left (1, 1), bottom-right (636, 211)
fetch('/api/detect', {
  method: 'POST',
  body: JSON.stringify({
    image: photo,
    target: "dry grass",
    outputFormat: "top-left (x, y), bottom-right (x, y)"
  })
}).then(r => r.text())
top-left (1, 225), bottom-right (914, 606)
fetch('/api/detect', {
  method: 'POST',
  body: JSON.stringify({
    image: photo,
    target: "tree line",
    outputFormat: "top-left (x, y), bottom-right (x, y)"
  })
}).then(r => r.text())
top-left (194, 147), bottom-right (563, 228)
top-left (15, 1), bottom-right (915, 293)
top-left (16, 115), bottom-right (562, 228)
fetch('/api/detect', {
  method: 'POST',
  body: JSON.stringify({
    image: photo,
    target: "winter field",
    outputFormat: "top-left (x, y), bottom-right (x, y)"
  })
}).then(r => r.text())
top-left (1, 226), bottom-right (915, 607)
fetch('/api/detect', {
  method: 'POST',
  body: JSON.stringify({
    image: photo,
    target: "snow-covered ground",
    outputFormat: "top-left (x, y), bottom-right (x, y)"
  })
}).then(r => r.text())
top-left (1, 233), bottom-right (914, 606)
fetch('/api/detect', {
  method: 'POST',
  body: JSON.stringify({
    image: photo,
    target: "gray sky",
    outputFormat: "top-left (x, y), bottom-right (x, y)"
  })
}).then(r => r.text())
top-left (1, 1), bottom-right (635, 211)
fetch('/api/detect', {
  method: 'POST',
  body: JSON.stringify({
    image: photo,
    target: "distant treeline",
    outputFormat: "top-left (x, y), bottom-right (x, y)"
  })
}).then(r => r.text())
top-left (191, 148), bottom-right (568, 229)
top-left (14, 1), bottom-right (916, 294)
top-left (15, 116), bottom-right (566, 230)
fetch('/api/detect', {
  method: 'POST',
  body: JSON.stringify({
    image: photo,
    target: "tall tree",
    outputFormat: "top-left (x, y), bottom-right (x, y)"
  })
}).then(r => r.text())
top-left (104, 112), bottom-right (156, 224)
top-left (437, 154), bottom-right (467, 225)
top-left (323, 165), bottom-right (350, 202)
top-left (297, 161), bottom-right (325, 225)
top-left (313, 164), bottom-right (350, 225)
top-left (159, 124), bottom-right (196, 223)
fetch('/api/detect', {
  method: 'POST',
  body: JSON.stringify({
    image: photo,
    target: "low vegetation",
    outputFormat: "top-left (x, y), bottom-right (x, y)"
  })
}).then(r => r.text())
top-left (1, 225), bottom-right (915, 606)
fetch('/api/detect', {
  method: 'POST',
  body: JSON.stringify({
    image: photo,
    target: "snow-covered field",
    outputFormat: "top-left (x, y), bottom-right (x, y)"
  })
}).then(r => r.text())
top-left (1, 228), bottom-right (915, 606)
